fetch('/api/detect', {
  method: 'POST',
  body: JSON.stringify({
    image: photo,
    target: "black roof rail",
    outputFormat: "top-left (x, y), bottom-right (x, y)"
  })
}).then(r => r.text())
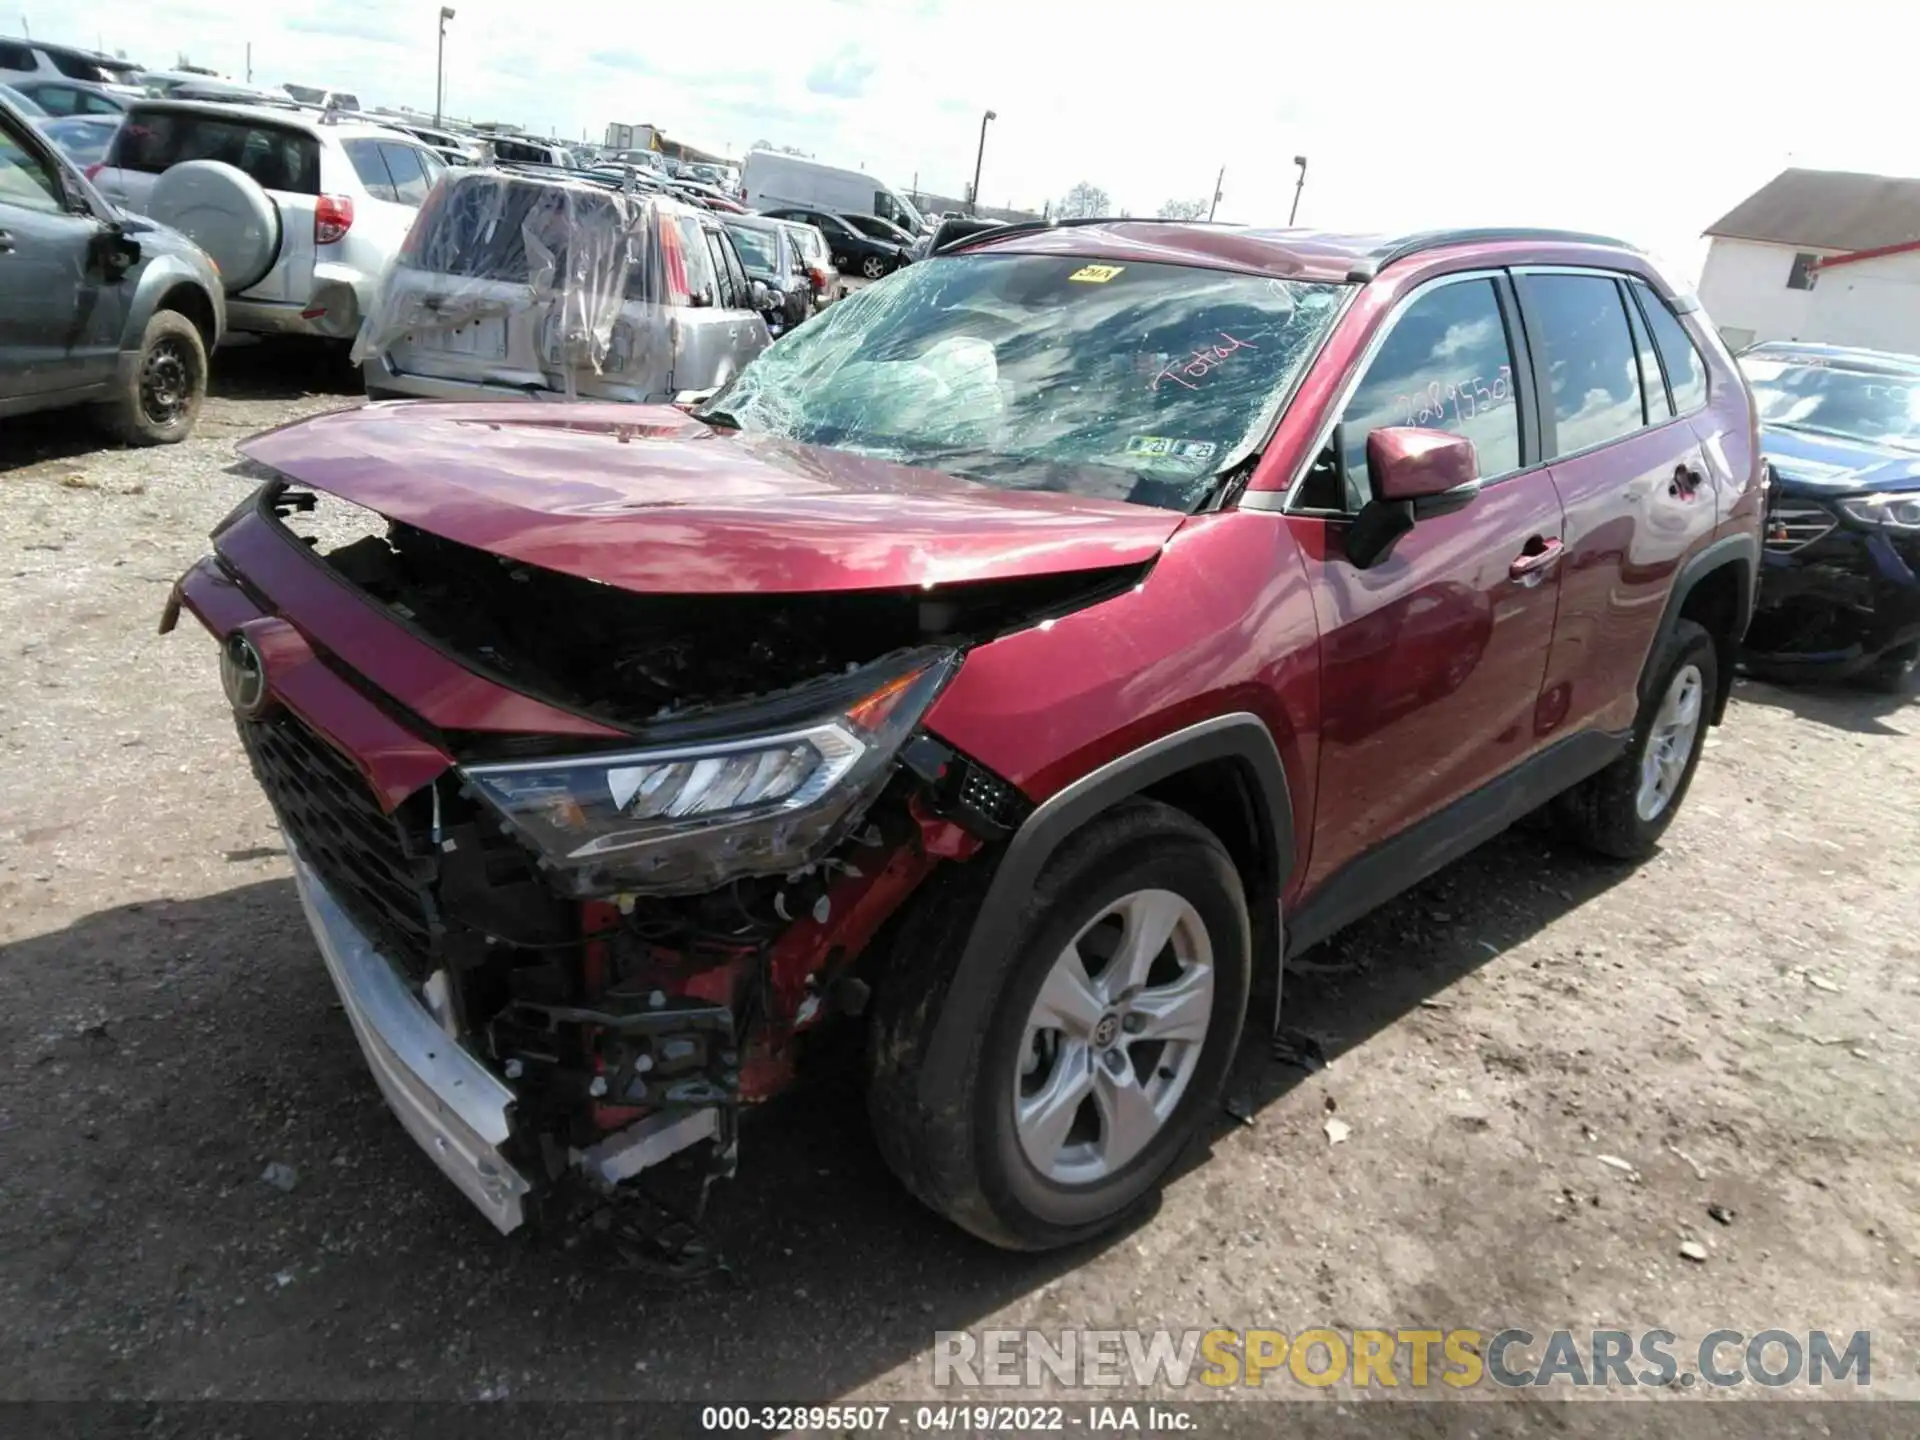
top-left (1348, 227), bottom-right (1635, 282)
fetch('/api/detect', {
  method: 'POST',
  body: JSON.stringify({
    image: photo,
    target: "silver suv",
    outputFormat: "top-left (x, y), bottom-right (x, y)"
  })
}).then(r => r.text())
top-left (358, 169), bottom-right (770, 403)
top-left (92, 100), bottom-right (446, 344)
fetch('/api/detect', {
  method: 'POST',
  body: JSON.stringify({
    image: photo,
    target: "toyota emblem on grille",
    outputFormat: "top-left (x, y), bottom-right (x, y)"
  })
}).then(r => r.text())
top-left (220, 632), bottom-right (271, 718)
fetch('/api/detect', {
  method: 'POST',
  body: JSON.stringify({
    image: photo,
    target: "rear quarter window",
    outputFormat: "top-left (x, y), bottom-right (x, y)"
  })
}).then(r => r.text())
top-left (110, 109), bottom-right (320, 194)
top-left (0, 41), bottom-right (36, 70)
top-left (49, 51), bottom-right (108, 82)
top-left (343, 138), bottom-right (396, 200)
top-left (1631, 279), bottom-right (1709, 414)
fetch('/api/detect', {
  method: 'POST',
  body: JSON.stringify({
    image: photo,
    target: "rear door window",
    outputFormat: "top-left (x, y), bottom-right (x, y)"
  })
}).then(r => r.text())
top-left (343, 138), bottom-right (397, 201)
top-left (1631, 280), bottom-right (1709, 414)
top-left (1332, 277), bottom-right (1524, 503)
top-left (673, 215), bottom-right (719, 306)
top-left (713, 228), bottom-right (750, 306)
top-left (110, 109), bottom-right (320, 194)
top-left (1515, 273), bottom-right (1647, 456)
top-left (377, 142), bottom-right (432, 205)
top-left (0, 41), bottom-right (35, 71)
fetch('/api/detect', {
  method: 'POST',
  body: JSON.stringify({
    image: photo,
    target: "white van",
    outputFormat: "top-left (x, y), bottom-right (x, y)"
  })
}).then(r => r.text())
top-left (740, 150), bottom-right (926, 234)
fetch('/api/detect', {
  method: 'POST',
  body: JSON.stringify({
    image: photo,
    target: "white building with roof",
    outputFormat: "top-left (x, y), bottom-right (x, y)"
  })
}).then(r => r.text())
top-left (1698, 168), bottom-right (1920, 354)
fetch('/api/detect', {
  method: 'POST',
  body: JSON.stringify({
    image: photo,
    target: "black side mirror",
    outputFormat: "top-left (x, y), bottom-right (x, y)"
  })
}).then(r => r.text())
top-left (89, 221), bottom-right (142, 282)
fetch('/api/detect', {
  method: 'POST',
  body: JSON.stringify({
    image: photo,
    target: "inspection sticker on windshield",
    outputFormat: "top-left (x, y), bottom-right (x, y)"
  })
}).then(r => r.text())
top-left (1069, 264), bottom-right (1126, 283)
top-left (1126, 435), bottom-right (1217, 462)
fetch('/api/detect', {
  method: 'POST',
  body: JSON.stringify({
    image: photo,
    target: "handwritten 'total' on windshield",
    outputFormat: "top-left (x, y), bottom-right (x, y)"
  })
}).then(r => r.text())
top-left (1151, 334), bottom-right (1258, 392)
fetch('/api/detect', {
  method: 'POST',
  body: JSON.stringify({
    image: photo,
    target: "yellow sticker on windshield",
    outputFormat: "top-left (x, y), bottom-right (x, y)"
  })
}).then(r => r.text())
top-left (1069, 264), bottom-right (1125, 283)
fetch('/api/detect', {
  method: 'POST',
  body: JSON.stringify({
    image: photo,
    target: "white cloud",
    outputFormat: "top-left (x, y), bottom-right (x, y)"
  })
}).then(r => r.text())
top-left (49, 0), bottom-right (1920, 280)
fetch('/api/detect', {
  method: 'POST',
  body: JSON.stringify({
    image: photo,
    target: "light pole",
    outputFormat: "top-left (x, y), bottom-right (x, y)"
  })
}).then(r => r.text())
top-left (1288, 154), bottom-right (1308, 226)
top-left (969, 109), bottom-right (996, 216)
top-left (434, 6), bottom-right (455, 128)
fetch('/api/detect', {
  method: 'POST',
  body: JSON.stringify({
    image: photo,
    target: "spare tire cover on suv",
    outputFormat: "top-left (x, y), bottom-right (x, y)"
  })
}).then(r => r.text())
top-left (148, 160), bottom-right (282, 295)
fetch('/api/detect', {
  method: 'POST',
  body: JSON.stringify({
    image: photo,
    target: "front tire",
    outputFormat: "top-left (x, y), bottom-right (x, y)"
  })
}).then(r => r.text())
top-left (867, 799), bottom-right (1250, 1251)
top-left (101, 310), bottom-right (206, 446)
top-left (1858, 642), bottom-right (1917, 695)
top-left (860, 255), bottom-right (887, 280)
top-left (1555, 617), bottom-right (1717, 860)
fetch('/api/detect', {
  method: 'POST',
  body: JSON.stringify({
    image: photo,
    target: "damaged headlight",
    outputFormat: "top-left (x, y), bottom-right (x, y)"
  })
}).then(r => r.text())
top-left (1836, 494), bottom-right (1920, 531)
top-left (461, 650), bottom-right (960, 896)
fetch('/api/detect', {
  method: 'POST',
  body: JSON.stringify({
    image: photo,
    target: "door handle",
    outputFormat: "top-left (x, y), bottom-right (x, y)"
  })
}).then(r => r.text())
top-left (1670, 464), bottom-right (1705, 498)
top-left (1509, 536), bottom-right (1564, 584)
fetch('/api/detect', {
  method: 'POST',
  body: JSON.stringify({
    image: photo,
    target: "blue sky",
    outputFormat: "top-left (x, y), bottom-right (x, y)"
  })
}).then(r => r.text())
top-left (39, 0), bottom-right (1920, 281)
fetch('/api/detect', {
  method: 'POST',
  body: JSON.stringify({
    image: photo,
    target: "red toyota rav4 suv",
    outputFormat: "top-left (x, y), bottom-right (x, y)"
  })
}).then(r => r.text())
top-left (165, 222), bottom-right (1762, 1251)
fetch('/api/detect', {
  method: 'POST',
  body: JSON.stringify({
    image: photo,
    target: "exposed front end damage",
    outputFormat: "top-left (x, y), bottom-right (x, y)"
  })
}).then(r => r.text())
top-left (167, 476), bottom-right (1127, 1235)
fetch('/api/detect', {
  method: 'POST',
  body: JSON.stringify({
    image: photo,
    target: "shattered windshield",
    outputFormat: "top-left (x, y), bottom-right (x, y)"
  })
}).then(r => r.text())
top-left (698, 254), bottom-right (1345, 511)
top-left (1741, 357), bottom-right (1920, 451)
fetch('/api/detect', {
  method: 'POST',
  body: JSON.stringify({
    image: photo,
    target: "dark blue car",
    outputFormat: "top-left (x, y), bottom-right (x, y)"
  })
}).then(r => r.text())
top-left (1740, 342), bottom-right (1920, 691)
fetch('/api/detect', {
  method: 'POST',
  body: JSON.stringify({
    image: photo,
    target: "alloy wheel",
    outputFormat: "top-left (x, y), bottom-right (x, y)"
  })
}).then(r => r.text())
top-left (1014, 888), bottom-right (1215, 1185)
top-left (861, 255), bottom-right (887, 279)
top-left (1636, 662), bottom-right (1704, 821)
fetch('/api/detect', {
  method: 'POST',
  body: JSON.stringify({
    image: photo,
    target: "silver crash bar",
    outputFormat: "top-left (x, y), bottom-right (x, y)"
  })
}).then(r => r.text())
top-left (286, 840), bottom-right (534, 1233)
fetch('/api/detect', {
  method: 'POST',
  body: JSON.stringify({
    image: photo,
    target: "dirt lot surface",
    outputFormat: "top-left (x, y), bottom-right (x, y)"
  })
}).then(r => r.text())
top-left (2, 346), bottom-right (1916, 1420)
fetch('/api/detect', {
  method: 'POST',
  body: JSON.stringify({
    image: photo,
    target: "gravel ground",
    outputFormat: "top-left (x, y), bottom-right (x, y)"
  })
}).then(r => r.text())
top-left (2, 345), bottom-right (1917, 1415)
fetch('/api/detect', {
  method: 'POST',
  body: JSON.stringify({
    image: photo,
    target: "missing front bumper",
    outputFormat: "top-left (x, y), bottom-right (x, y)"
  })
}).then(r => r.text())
top-left (286, 839), bottom-right (535, 1234)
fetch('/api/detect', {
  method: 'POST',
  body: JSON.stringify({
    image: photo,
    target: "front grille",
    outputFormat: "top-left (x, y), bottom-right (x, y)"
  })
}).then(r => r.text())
top-left (1765, 502), bottom-right (1838, 554)
top-left (238, 709), bottom-right (441, 980)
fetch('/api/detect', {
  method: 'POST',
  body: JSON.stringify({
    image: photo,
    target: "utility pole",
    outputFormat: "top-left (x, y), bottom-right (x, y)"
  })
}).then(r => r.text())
top-left (1289, 155), bottom-right (1308, 226)
top-left (20, 15), bottom-right (29, 38)
top-left (245, 42), bottom-right (252, 83)
top-left (970, 109), bottom-right (996, 217)
top-left (1207, 165), bottom-right (1225, 222)
top-left (434, 6), bottom-right (455, 129)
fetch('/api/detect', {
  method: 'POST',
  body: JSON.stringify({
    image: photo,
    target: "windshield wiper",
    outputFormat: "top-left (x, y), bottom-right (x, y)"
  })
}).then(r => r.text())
top-left (694, 407), bottom-right (742, 431)
top-left (1188, 457), bottom-right (1258, 514)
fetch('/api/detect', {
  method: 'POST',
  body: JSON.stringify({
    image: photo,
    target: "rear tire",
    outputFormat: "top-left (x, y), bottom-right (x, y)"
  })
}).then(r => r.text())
top-left (867, 799), bottom-right (1250, 1251)
top-left (1555, 618), bottom-right (1717, 860)
top-left (100, 310), bottom-right (207, 446)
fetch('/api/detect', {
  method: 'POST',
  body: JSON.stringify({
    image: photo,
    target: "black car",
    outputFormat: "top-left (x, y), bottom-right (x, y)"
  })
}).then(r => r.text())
top-left (1739, 341), bottom-right (1920, 691)
top-left (760, 206), bottom-right (905, 281)
top-left (721, 216), bottom-right (810, 336)
top-left (839, 211), bottom-right (916, 250)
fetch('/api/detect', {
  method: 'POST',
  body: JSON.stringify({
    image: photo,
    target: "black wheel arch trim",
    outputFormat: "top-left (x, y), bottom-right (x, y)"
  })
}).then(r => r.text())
top-left (917, 713), bottom-right (1294, 1096)
top-left (1641, 531), bottom-right (1759, 724)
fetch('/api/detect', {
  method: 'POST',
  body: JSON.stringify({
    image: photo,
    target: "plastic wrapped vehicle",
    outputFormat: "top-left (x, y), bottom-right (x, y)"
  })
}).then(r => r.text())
top-left (357, 166), bottom-right (770, 402)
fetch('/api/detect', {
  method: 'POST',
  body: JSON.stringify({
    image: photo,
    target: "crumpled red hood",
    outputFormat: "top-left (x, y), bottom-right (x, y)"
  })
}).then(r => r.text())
top-left (239, 402), bottom-right (1183, 594)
